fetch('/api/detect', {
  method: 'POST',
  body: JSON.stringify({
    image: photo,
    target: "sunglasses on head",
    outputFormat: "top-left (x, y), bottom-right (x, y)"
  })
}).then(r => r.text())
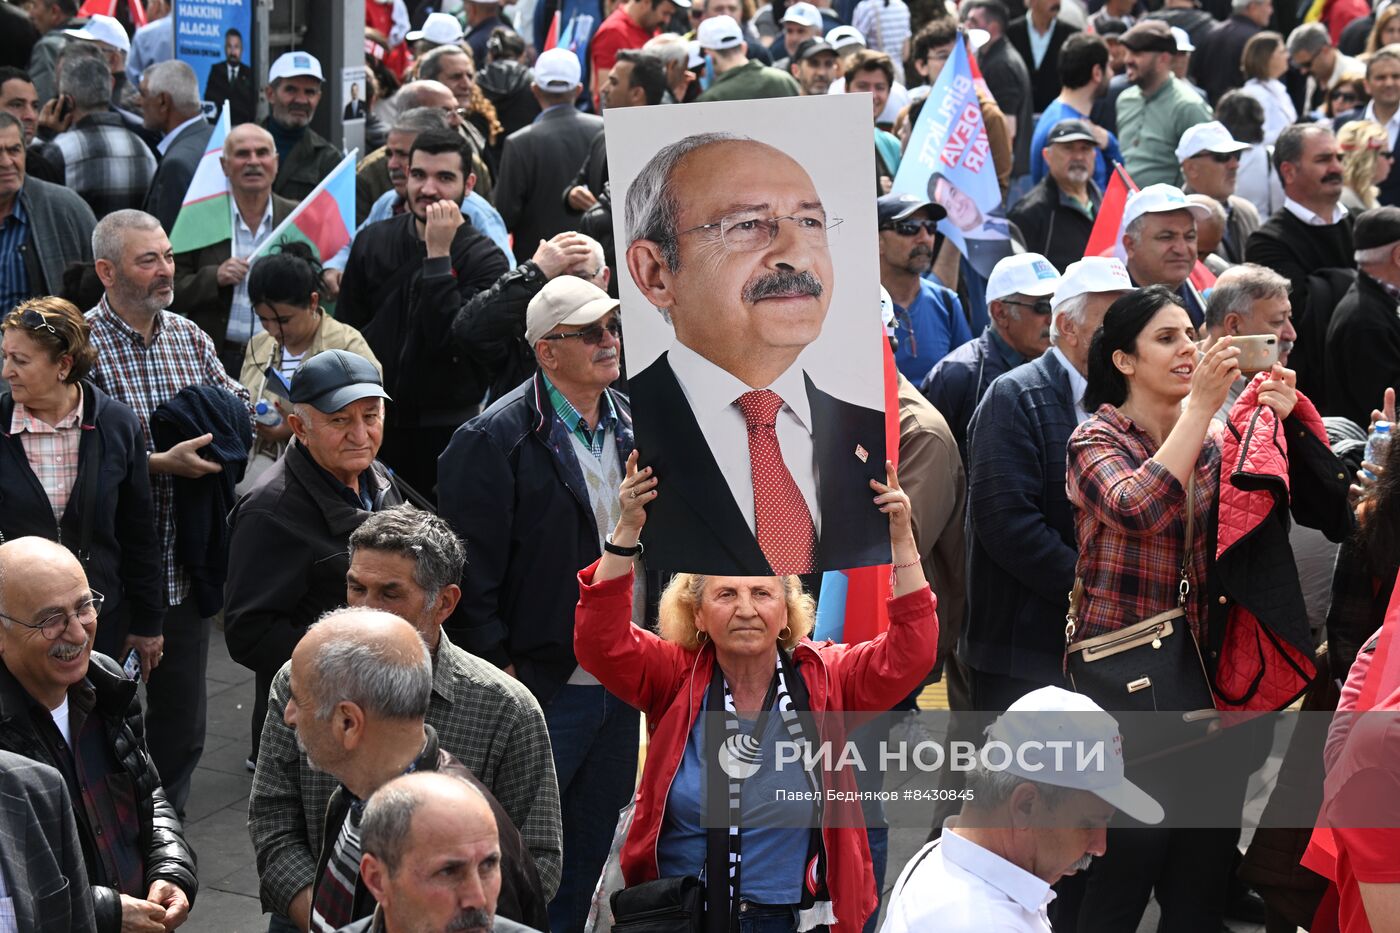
top-left (540, 318), bottom-right (622, 345)
top-left (1001, 298), bottom-right (1054, 316)
top-left (882, 219), bottom-right (940, 236)
top-left (17, 308), bottom-right (64, 342)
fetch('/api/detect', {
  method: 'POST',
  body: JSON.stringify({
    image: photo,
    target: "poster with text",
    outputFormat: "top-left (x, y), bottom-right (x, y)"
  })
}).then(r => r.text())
top-left (174, 0), bottom-right (255, 124)
top-left (606, 94), bottom-right (888, 576)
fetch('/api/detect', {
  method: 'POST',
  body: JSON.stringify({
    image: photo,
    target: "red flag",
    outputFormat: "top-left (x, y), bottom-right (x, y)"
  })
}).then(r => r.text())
top-left (836, 328), bottom-right (901, 644)
top-left (1085, 163), bottom-right (1136, 257)
top-left (78, 0), bottom-right (146, 26)
top-left (543, 11), bottom-right (561, 50)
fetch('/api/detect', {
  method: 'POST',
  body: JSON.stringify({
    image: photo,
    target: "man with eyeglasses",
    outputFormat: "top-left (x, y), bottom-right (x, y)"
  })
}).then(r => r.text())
top-left (337, 128), bottom-right (510, 500)
top-left (623, 132), bottom-right (888, 576)
top-left (0, 536), bottom-right (197, 932)
top-left (1177, 121), bottom-right (1260, 265)
top-left (439, 276), bottom-right (637, 933)
top-left (1287, 22), bottom-right (1360, 119)
top-left (876, 193), bottom-right (970, 383)
top-left (923, 252), bottom-right (1058, 464)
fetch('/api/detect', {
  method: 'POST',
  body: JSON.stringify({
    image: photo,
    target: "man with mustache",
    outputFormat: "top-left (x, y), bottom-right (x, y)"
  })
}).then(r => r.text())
top-left (342, 772), bottom-right (543, 933)
top-left (172, 123), bottom-right (296, 373)
top-left (86, 208), bottom-right (253, 817)
top-left (922, 252), bottom-right (1059, 464)
top-left (281, 609), bottom-right (543, 933)
top-left (876, 192), bottom-right (969, 383)
top-left (882, 686), bottom-right (1162, 933)
top-left (1010, 119), bottom-right (1103, 273)
top-left (623, 132), bottom-right (888, 575)
top-left (1177, 121), bottom-right (1259, 266)
top-left (1203, 263), bottom-right (1297, 420)
top-left (1245, 123), bottom-right (1356, 327)
top-left (0, 536), bottom-right (197, 933)
top-left (337, 128), bottom-right (510, 500)
top-left (262, 51), bottom-right (342, 203)
top-left (1120, 183), bottom-right (1213, 326)
top-left (438, 276), bottom-right (636, 932)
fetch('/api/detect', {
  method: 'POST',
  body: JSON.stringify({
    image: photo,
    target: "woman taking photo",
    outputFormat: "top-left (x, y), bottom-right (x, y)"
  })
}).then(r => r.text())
top-left (0, 298), bottom-right (164, 672)
top-left (1338, 119), bottom-right (1394, 211)
top-left (1240, 32), bottom-right (1296, 146)
top-left (575, 455), bottom-right (938, 933)
top-left (1066, 285), bottom-right (1299, 931)
top-left (239, 242), bottom-right (380, 475)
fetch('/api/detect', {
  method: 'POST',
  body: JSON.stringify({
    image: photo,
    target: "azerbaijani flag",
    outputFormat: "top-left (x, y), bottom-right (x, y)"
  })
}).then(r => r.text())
top-left (249, 151), bottom-right (358, 264)
top-left (168, 104), bottom-right (232, 254)
top-left (813, 324), bottom-right (902, 644)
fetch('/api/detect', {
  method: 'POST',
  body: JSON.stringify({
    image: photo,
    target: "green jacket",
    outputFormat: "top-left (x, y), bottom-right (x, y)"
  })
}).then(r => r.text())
top-left (696, 60), bottom-right (801, 103)
top-left (264, 119), bottom-right (343, 202)
top-left (1116, 75), bottom-right (1212, 188)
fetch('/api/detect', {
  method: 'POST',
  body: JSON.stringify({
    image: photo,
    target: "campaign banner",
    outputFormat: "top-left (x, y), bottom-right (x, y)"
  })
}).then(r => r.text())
top-left (174, 0), bottom-right (255, 124)
top-left (892, 37), bottom-right (1013, 279)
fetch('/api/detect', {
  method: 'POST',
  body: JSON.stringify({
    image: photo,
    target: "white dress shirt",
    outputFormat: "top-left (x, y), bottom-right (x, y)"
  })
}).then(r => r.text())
top-left (1364, 99), bottom-right (1400, 151)
top-left (1049, 346), bottom-right (1089, 423)
top-left (1283, 196), bottom-right (1348, 226)
top-left (666, 341), bottom-right (821, 537)
top-left (881, 825), bottom-right (1055, 933)
top-left (228, 198), bottom-right (275, 343)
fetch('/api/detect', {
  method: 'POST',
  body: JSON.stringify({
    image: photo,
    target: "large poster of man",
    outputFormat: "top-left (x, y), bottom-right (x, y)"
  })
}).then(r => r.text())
top-left (174, 0), bottom-right (256, 124)
top-left (607, 94), bottom-right (888, 577)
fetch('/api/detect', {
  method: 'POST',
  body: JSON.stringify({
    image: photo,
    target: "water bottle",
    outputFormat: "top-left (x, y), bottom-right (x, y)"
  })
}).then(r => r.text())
top-left (254, 400), bottom-right (283, 427)
top-left (1363, 421), bottom-right (1391, 482)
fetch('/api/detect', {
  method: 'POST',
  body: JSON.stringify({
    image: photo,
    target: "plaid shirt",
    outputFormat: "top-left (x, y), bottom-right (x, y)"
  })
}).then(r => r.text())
top-left (248, 630), bottom-right (562, 915)
top-left (44, 113), bottom-right (156, 219)
top-left (10, 386), bottom-right (83, 523)
top-left (1066, 405), bottom-right (1219, 641)
top-left (85, 298), bottom-right (252, 605)
top-left (543, 372), bottom-right (617, 461)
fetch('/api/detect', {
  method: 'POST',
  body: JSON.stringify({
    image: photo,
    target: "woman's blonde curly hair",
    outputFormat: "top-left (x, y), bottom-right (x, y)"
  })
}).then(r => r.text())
top-left (1339, 119), bottom-right (1391, 209)
top-left (657, 574), bottom-right (816, 651)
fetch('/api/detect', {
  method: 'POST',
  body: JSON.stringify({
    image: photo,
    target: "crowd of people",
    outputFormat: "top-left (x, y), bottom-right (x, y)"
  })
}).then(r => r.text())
top-left (0, 0), bottom-right (1399, 932)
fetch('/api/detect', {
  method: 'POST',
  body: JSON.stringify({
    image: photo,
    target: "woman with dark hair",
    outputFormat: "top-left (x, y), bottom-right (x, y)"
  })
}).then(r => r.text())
top-left (239, 242), bottom-right (380, 471)
top-left (1066, 285), bottom-right (1300, 930)
top-left (0, 297), bottom-right (165, 671)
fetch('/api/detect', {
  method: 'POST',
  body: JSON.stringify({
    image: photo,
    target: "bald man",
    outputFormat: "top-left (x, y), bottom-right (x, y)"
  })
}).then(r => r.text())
top-left (171, 122), bottom-right (298, 372)
top-left (0, 538), bottom-right (196, 932)
top-left (281, 608), bottom-right (546, 933)
top-left (344, 771), bottom-right (543, 933)
top-left (623, 132), bottom-right (887, 576)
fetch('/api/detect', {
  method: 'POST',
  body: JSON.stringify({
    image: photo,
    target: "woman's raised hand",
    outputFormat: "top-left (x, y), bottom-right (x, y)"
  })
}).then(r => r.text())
top-left (617, 450), bottom-right (657, 534)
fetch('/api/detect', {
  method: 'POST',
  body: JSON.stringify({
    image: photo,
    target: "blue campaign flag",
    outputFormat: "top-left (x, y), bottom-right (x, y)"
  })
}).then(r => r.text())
top-left (893, 39), bottom-right (1015, 279)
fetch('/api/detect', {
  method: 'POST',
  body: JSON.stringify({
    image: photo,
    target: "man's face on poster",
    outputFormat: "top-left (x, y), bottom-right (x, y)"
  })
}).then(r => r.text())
top-left (226, 32), bottom-right (243, 64)
top-left (933, 176), bottom-right (983, 231)
top-left (628, 140), bottom-right (835, 374)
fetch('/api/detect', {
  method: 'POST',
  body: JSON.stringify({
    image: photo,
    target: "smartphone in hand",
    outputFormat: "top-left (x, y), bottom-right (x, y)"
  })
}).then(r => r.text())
top-left (120, 646), bottom-right (142, 682)
top-left (1232, 334), bottom-right (1280, 374)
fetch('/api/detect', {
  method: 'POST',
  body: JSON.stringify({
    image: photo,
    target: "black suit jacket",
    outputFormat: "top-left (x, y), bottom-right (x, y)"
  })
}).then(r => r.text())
top-left (343, 99), bottom-right (366, 119)
top-left (204, 60), bottom-right (256, 125)
top-left (628, 351), bottom-right (888, 575)
top-left (0, 751), bottom-right (95, 933)
top-left (143, 118), bottom-right (213, 233)
top-left (1006, 17), bottom-right (1079, 115)
top-left (493, 105), bottom-right (603, 265)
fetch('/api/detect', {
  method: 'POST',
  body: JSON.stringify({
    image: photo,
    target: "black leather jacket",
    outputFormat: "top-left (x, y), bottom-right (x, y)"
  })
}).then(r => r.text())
top-left (0, 653), bottom-right (198, 933)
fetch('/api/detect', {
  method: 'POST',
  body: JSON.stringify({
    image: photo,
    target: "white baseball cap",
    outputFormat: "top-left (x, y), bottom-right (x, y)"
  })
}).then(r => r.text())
top-left (697, 15), bottom-right (746, 51)
top-left (686, 40), bottom-right (706, 68)
top-left (987, 686), bottom-right (1165, 825)
top-left (1170, 25), bottom-right (1194, 53)
top-left (269, 51), bottom-right (325, 83)
top-left (783, 2), bottom-right (824, 28)
top-left (1051, 257), bottom-right (1133, 312)
top-left (64, 14), bottom-right (129, 54)
top-left (1121, 183), bottom-right (1212, 231)
top-left (533, 48), bottom-right (582, 91)
top-left (1174, 120), bottom-right (1252, 164)
top-left (525, 277), bottom-right (620, 345)
top-left (986, 252), bottom-right (1061, 303)
top-left (967, 27), bottom-right (991, 51)
top-left (406, 12), bottom-right (465, 44)
top-left (825, 25), bottom-right (866, 51)
top-left (880, 286), bottom-right (896, 337)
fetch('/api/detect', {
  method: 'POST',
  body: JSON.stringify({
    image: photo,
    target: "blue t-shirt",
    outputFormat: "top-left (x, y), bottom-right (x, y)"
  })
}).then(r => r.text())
top-left (1028, 100), bottom-right (1123, 193)
top-left (656, 693), bottom-right (816, 905)
top-left (893, 278), bottom-right (973, 384)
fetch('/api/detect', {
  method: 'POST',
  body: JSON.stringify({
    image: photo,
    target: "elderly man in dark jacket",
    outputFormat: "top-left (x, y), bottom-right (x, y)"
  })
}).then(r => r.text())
top-left (337, 129), bottom-right (510, 500)
top-left (223, 351), bottom-right (404, 767)
top-left (1007, 119), bottom-right (1102, 273)
top-left (0, 537), bottom-right (197, 933)
top-left (438, 276), bottom-right (638, 933)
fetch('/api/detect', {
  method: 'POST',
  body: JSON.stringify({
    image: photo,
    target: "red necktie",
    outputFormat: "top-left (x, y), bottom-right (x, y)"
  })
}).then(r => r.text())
top-left (735, 390), bottom-right (816, 575)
